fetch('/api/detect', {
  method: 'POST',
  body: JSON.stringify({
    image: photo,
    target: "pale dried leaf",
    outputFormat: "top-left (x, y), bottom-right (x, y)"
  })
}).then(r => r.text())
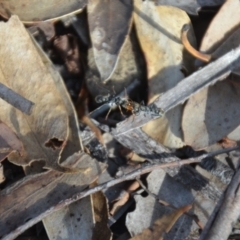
top-left (88, 0), bottom-right (133, 82)
top-left (86, 35), bottom-right (143, 100)
top-left (182, 81), bottom-right (240, 149)
top-left (0, 121), bottom-right (23, 162)
top-left (110, 181), bottom-right (139, 216)
top-left (0, 163), bottom-right (5, 184)
top-left (134, 0), bottom-right (196, 148)
top-left (30, 31), bottom-right (98, 238)
top-left (0, 152), bottom-right (106, 239)
top-left (43, 197), bottom-right (95, 240)
top-left (126, 169), bottom-right (194, 238)
top-left (156, 0), bottom-right (224, 15)
top-left (0, 0), bottom-right (87, 23)
top-left (0, 16), bottom-right (82, 172)
top-left (183, 0), bottom-right (240, 149)
top-left (92, 190), bottom-right (112, 240)
top-left (131, 205), bottom-right (192, 240)
top-left (212, 28), bottom-right (240, 75)
top-left (199, 0), bottom-right (240, 53)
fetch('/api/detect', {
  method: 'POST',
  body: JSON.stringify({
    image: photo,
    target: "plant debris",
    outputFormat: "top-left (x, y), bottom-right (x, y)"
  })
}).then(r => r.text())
top-left (1, 1), bottom-right (240, 240)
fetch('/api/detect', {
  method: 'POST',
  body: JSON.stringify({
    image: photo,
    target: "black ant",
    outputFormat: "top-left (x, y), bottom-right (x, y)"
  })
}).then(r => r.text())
top-left (95, 91), bottom-right (164, 119)
top-left (95, 93), bottom-right (127, 119)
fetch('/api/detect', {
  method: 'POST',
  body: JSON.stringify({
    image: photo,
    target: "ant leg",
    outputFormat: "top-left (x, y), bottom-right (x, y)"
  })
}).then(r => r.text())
top-left (118, 105), bottom-right (125, 118)
top-left (105, 107), bottom-right (112, 120)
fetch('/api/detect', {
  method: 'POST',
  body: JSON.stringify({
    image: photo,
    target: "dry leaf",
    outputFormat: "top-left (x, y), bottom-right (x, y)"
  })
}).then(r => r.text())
top-left (0, 163), bottom-right (5, 184)
top-left (110, 180), bottom-right (139, 216)
top-left (88, 0), bottom-right (133, 82)
top-left (92, 189), bottom-right (112, 240)
top-left (134, 0), bottom-right (196, 148)
top-left (0, 152), bottom-right (106, 239)
top-left (182, 0), bottom-right (240, 149)
top-left (156, 0), bottom-right (224, 15)
top-left (199, 0), bottom-right (240, 54)
top-left (126, 169), bottom-right (194, 239)
top-left (0, 120), bottom-right (23, 162)
top-left (43, 197), bottom-right (95, 240)
top-left (182, 81), bottom-right (240, 149)
top-left (86, 34), bottom-right (143, 101)
top-left (0, 0), bottom-right (87, 23)
top-left (0, 16), bottom-right (83, 172)
top-left (131, 205), bottom-right (192, 240)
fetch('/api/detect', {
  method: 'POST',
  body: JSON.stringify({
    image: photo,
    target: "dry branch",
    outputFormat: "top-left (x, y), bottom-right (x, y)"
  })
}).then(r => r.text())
top-left (102, 47), bottom-right (240, 202)
top-left (2, 147), bottom-right (237, 240)
top-left (0, 82), bottom-right (34, 115)
top-left (199, 159), bottom-right (240, 240)
top-left (110, 125), bottom-right (228, 201)
top-left (114, 46), bottom-right (240, 134)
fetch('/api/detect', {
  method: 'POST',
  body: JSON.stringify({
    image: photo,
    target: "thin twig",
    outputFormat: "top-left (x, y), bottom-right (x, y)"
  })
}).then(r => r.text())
top-left (0, 82), bottom-right (34, 115)
top-left (3, 147), bottom-right (237, 240)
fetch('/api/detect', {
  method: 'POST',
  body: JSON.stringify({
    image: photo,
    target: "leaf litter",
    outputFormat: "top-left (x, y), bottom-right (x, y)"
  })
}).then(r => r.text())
top-left (1, 1), bottom-right (240, 240)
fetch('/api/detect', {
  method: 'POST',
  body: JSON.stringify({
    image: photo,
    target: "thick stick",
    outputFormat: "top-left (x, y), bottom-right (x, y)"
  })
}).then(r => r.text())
top-left (199, 160), bottom-right (240, 240)
top-left (114, 46), bottom-right (240, 134)
top-left (0, 82), bottom-right (34, 115)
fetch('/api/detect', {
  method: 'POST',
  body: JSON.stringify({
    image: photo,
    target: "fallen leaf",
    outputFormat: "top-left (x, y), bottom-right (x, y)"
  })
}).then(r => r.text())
top-left (131, 205), bottom-right (192, 240)
top-left (126, 169), bottom-right (194, 238)
top-left (88, 0), bottom-right (133, 82)
top-left (0, 152), bottom-right (106, 239)
top-left (0, 0), bottom-right (87, 23)
top-left (92, 189), bottom-right (112, 240)
top-left (120, 148), bottom-right (147, 164)
top-left (182, 81), bottom-right (240, 149)
top-left (156, 0), bottom-right (225, 15)
top-left (43, 197), bottom-right (95, 240)
top-left (211, 28), bottom-right (240, 75)
top-left (0, 120), bottom-right (23, 162)
top-left (0, 163), bottom-right (5, 184)
top-left (86, 34), bottom-right (144, 103)
top-left (134, 0), bottom-right (196, 148)
top-left (182, 0), bottom-right (240, 149)
top-left (0, 16), bottom-right (83, 172)
top-left (199, 0), bottom-right (240, 54)
top-left (110, 180), bottom-right (139, 216)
